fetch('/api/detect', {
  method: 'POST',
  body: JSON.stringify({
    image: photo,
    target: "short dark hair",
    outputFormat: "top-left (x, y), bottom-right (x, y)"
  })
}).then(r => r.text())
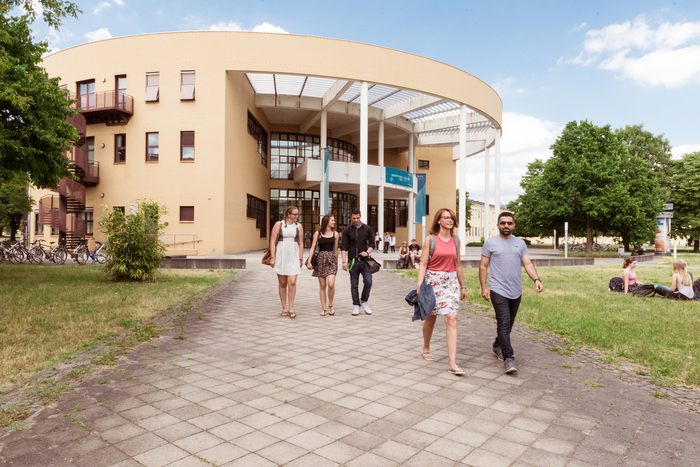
top-left (497, 211), bottom-right (514, 222)
top-left (350, 208), bottom-right (361, 216)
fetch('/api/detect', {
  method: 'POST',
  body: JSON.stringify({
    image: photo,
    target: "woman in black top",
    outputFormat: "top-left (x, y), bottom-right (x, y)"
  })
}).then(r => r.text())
top-left (306, 213), bottom-right (339, 315)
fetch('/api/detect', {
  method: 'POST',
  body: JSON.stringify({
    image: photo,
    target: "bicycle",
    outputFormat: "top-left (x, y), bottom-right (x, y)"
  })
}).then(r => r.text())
top-left (33, 239), bottom-right (68, 265)
top-left (7, 241), bottom-right (31, 264)
top-left (70, 238), bottom-right (89, 265)
top-left (27, 239), bottom-right (47, 264)
top-left (87, 241), bottom-right (107, 264)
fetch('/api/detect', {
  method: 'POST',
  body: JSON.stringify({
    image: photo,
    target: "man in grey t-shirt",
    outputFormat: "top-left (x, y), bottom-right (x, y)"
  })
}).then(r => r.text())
top-left (479, 211), bottom-right (543, 373)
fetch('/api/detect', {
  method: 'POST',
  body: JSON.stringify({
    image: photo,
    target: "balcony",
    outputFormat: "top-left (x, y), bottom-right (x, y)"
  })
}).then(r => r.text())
top-left (79, 91), bottom-right (133, 126)
top-left (83, 161), bottom-right (100, 187)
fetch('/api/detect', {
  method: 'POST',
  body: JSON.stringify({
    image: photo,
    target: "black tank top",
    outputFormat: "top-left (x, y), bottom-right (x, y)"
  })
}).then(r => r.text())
top-left (317, 233), bottom-right (335, 252)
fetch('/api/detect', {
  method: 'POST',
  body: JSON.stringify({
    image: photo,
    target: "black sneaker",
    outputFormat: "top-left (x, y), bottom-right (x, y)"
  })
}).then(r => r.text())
top-left (504, 358), bottom-right (517, 373)
top-left (492, 346), bottom-right (504, 361)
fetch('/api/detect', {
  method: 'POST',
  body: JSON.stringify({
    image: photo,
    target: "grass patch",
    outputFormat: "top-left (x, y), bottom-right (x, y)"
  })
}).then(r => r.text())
top-left (659, 254), bottom-right (700, 268)
top-left (0, 264), bottom-right (232, 390)
top-left (557, 251), bottom-right (619, 258)
top-left (393, 265), bottom-right (700, 387)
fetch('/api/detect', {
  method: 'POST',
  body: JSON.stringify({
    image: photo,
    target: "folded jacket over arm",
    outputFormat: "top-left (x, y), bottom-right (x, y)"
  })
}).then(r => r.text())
top-left (405, 282), bottom-right (436, 321)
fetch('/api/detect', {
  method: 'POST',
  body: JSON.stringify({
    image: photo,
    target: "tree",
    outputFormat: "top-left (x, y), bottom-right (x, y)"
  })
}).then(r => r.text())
top-left (615, 124), bottom-right (673, 202)
top-left (513, 120), bottom-right (662, 253)
top-left (1, 12), bottom-right (80, 189)
top-left (507, 159), bottom-right (550, 239)
top-left (1, 1), bottom-right (80, 29)
top-left (455, 189), bottom-right (472, 232)
top-left (0, 173), bottom-right (33, 241)
top-left (670, 151), bottom-right (700, 253)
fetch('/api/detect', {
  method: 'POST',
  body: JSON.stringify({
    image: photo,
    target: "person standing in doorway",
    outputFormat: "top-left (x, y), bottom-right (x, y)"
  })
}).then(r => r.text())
top-left (384, 232), bottom-right (390, 253)
top-left (479, 211), bottom-right (543, 373)
top-left (389, 233), bottom-right (396, 253)
top-left (270, 205), bottom-right (305, 319)
top-left (307, 213), bottom-right (339, 315)
top-left (341, 208), bottom-right (376, 316)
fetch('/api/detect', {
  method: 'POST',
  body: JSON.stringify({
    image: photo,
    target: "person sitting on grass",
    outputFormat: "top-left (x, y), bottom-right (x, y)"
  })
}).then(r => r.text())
top-left (632, 245), bottom-right (646, 256)
top-left (654, 259), bottom-right (696, 300)
top-left (622, 257), bottom-right (643, 294)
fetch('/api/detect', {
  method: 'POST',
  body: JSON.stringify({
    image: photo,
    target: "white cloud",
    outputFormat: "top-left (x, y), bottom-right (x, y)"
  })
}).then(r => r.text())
top-left (93, 1), bottom-right (111, 14)
top-left (44, 26), bottom-right (73, 54)
top-left (671, 143), bottom-right (700, 159)
top-left (564, 16), bottom-right (700, 87)
top-left (114, 0), bottom-right (125, 6)
top-left (207, 21), bottom-right (287, 34)
top-left (491, 77), bottom-right (526, 96)
top-left (85, 28), bottom-right (112, 42)
top-left (572, 22), bottom-right (587, 32)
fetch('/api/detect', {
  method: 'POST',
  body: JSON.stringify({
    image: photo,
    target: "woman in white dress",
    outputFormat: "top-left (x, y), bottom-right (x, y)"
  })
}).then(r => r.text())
top-left (269, 205), bottom-right (305, 318)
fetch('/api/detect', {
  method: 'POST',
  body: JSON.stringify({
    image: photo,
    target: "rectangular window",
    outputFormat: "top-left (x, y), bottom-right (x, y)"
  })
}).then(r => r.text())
top-left (34, 212), bottom-right (44, 235)
top-left (86, 137), bottom-right (95, 163)
top-left (146, 132), bottom-right (159, 161)
top-left (145, 72), bottom-right (159, 102)
top-left (180, 71), bottom-right (195, 100)
top-left (115, 75), bottom-right (127, 109)
top-left (247, 111), bottom-right (268, 167)
top-left (114, 206), bottom-right (125, 214)
top-left (246, 194), bottom-right (267, 238)
top-left (384, 199), bottom-right (408, 228)
top-left (418, 160), bottom-right (429, 169)
top-left (115, 134), bottom-right (126, 162)
top-left (181, 131), bottom-right (194, 160)
top-left (77, 80), bottom-right (95, 110)
top-left (180, 206), bottom-right (194, 222)
top-left (85, 209), bottom-right (94, 236)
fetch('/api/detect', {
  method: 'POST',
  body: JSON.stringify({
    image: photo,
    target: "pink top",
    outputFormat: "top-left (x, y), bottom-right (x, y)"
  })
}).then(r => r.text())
top-left (627, 271), bottom-right (637, 285)
top-left (427, 236), bottom-right (457, 273)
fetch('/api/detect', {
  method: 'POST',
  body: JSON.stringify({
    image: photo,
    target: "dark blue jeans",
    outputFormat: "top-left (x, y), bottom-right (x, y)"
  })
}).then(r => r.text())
top-left (491, 290), bottom-right (522, 359)
top-left (349, 259), bottom-right (372, 306)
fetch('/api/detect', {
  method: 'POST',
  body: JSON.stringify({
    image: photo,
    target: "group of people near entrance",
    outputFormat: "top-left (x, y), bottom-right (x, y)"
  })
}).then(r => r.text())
top-left (268, 205), bottom-right (544, 375)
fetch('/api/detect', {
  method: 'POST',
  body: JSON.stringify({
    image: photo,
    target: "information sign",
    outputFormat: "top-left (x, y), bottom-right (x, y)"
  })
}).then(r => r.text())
top-left (385, 167), bottom-right (413, 188)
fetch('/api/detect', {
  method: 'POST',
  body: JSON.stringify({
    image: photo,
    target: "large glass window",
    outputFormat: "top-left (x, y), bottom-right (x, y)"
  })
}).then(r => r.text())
top-left (77, 80), bottom-right (95, 110)
top-left (146, 132), bottom-right (159, 161)
top-left (384, 199), bottom-right (408, 232)
top-left (247, 111), bottom-right (268, 167)
top-left (114, 134), bottom-right (126, 163)
top-left (246, 194), bottom-right (267, 238)
top-left (270, 133), bottom-right (357, 180)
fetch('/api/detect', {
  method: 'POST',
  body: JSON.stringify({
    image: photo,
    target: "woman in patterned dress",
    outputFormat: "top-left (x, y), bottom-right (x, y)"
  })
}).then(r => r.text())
top-left (270, 205), bottom-right (305, 318)
top-left (306, 213), bottom-right (339, 316)
top-left (416, 208), bottom-right (468, 375)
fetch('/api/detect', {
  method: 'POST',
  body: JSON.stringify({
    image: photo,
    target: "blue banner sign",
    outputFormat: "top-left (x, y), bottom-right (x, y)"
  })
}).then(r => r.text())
top-left (415, 173), bottom-right (426, 220)
top-left (385, 167), bottom-right (413, 188)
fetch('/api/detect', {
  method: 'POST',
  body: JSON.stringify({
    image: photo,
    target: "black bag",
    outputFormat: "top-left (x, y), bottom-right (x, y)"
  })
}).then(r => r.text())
top-left (631, 284), bottom-right (656, 298)
top-left (309, 232), bottom-right (320, 268)
top-left (609, 277), bottom-right (624, 292)
top-left (694, 278), bottom-right (700, 296)
top-left (365, 255), bottom-right (381, 274)
top-left (396, 258), bottom-right (406, 270)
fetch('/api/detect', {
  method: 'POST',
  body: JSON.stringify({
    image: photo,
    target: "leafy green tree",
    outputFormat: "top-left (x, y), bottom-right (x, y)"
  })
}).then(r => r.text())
top-left (1, 1), bottom-right (80, 28)
top-left (507, 159), bottom-right (550, 239)
top-left (0, 173), bottom-right (33, 241)
top-left (455, 189), bottom-right (472, 232)
top-left (670, 151), bottom-right (700, 253)
top-left (615, 124), bottom-right (673, 202)
top-left (100, 200), bottom-right (168, 281)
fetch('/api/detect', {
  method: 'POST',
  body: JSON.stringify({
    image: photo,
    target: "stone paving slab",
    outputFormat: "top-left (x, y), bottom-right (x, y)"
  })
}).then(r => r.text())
top-left (1, 266), bottom-right (699, 466)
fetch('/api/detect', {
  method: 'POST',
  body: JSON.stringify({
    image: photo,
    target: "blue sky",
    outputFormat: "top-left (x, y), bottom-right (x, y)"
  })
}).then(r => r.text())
top-left (23, 0), bottom-right (700, 203)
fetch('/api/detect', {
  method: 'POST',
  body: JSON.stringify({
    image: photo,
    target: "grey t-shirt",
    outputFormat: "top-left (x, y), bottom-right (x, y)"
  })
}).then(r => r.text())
top-left (481, 236), bottom-right (529, 299)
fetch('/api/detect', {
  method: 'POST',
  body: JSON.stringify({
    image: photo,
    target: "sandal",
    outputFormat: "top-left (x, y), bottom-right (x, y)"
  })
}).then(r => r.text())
top-left (289, 310), bottom-right (297, 319)
top-left (320, 309), bottom-right (327, 316)
top-left (281, 310), bottom-right (289, 317)
top-left (422, 351), bottom-right (434, 361)
top-left (328, 305), bottom-right (335, 316)
top-left (448, 366), bottom-right (465, 375)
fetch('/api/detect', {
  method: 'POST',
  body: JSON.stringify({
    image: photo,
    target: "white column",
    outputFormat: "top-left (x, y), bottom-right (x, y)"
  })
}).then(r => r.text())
top-left (408, 133), bottom-right (415, 241)
top-left (484, 146), bottom-right (490, 239)
top-left (494, 128), bottom-right (501, 220)
top-left (378, 120), bottom-right (385, 240)
top-left (458, 105), bottom-right (467, 254)
top-left (360, 81), bottom-right (368, 223)
top-left (320, 110), bottom-right (328, 221)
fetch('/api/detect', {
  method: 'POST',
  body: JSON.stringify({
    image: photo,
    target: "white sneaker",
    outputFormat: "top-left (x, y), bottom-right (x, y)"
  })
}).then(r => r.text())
top-left (352, 306), bottom-right (360, 316)
top-left (361, 302), bottom-right (372, 315)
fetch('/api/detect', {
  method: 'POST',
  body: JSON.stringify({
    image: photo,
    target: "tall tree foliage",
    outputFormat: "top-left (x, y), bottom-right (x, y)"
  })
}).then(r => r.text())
top-left (0, 173), bottom-right (33, 240)
top-left (508, 121), bottom-right (661, 252)
top-left (670, 151), bottom-right (700, 253)
top-left (0, 1), bottom-right (80, 28)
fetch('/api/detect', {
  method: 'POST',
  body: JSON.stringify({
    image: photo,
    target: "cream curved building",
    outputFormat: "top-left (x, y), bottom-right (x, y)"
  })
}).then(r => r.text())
top-left (31, 32), bottom-right (503, 254)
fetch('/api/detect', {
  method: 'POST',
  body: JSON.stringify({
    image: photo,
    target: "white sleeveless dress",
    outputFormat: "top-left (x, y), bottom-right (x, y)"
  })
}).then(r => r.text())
top-left (274, 222), bottom-right (300, 276)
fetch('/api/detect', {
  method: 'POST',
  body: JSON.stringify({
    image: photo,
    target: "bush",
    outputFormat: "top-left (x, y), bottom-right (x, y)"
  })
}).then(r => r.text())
top-left (467, 242), bottom-right (484, 247)
top-left (100, 199), bottom-right (167, 281)
top-left (523, 239), bottom-right (531, 245)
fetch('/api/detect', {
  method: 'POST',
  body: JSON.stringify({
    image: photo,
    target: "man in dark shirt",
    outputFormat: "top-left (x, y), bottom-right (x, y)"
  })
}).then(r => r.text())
top-left (341, 208), bottom-right (376, 316)
top-left (407, 238), bottom-right (421, 268)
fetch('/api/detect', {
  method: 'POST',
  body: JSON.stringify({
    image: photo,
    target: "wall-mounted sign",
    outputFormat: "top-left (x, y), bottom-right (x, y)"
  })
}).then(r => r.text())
top-left (385, 167), bottom-right (413, 188)
top-left (663, 203), bottom-right (673, 210)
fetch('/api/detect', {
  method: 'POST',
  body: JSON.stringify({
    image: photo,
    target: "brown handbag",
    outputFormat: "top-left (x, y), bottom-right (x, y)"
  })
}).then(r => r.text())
top-left (262, 222), bottom-right (281, 266)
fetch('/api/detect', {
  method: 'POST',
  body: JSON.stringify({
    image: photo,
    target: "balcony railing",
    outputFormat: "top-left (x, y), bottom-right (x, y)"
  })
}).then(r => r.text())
top-left (83, 161), bottom-right (100, 187)
top-left (79, 90), bottom-right (134, 126)
top-left (67, 145), bottom-right (88, 178)
top-left (39, 196), bottom-right (65, 232)
top-left (58, 178), bottom-right (86, 209)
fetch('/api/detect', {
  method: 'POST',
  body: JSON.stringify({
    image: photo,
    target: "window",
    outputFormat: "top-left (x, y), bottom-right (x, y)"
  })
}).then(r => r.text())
top-left (115, 134), bottom-right (126, 162)
top-left (246, 195), bottom-right (267, 238)
top-left (247, 112), bottom-right (268, 167)
top-left (418, 160), bottom-right (429, 169)
top-left (180, 206), bottom-right (194, 222)
top-left (115, 75), bottom-right (127, 109)
top-left (77, 209), bottom-right (94, 236)
top-left (180, 71), bottom-right (195, 100)
top-left (114, 206), bottom-right (125, 214)
top-left (146, 132), bottom-right (159, 161)
top-left (270, 132), bottom-right (356, 180)
top-left (269, 189), bottom-right (357, 237)
top-left (34, 212), bottom-right (44, 235)
top-left (426, 194), bottom-right (429, 216)
top-left (145, 72), bottom-right (159, 102)
top-left (86, 137), bottom-right (95, 163)
top-left (181, 131), bottom-right (194, 160)
top-left (77, 80), bottom-right (95, 110)
top-left (384, 199), bottom-right (408, 231)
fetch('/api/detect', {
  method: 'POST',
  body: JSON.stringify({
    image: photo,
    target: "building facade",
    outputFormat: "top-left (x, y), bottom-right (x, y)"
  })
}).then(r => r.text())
top-left (31, 32), bottom-right (503, 254)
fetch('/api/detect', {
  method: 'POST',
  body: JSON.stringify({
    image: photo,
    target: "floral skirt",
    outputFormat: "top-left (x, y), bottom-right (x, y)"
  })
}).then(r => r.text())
top-left (312, 250), bottom-right (338, 278)
top-left (425, 269), bottom-right (459, 315)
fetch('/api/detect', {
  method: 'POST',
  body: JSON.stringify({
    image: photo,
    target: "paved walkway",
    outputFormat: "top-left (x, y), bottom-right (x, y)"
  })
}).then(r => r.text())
top-left (1, 265), bottom-right (699, 466)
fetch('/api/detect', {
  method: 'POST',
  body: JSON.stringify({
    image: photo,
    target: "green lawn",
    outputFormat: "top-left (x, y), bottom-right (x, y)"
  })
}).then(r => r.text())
top-left (659, 254), bottom-right (700, 268)
top-left (0, 264), bottom-right (233, 390)
top-left (396, 265), bottom-right (700, 387)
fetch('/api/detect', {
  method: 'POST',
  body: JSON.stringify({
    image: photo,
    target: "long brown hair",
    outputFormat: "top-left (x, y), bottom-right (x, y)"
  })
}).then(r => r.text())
top-left (319, 213), bottom-right (334, 234)
top-left (623, 257), bottom-right (636, 269)
top-left (284, 205), bottom-right (298, 222)
top-left (430, 208), bottom-right (457, 236)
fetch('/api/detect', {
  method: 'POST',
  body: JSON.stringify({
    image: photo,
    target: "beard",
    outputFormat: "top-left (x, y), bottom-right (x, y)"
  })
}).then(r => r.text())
top-left (499, 227), bottom-right (512, 237)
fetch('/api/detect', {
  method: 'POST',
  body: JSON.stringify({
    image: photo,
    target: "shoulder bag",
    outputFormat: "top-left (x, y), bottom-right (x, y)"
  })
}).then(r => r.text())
top-left (308, 231), bottom-right (320, 268)
top-left (262, 222), bottom-right (281, 266)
